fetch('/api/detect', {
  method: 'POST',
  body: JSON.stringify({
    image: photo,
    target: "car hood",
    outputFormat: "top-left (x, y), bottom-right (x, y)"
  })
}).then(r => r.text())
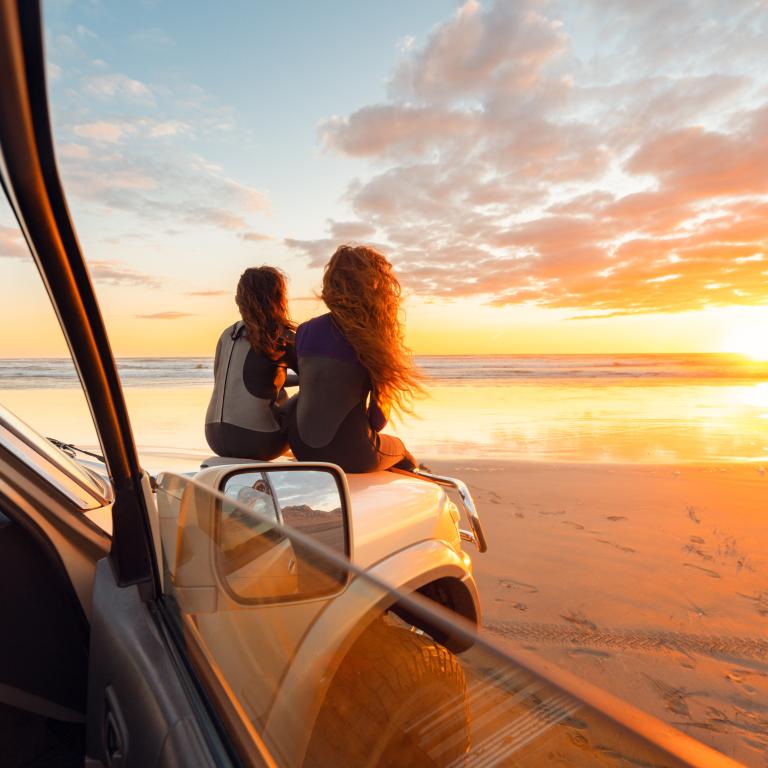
top-left (345, 471), bottom-right (451, 568)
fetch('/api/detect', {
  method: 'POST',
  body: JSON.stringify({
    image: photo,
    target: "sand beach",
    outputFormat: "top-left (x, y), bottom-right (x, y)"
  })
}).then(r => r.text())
top-left (432, 459), bottom-right (768, 766)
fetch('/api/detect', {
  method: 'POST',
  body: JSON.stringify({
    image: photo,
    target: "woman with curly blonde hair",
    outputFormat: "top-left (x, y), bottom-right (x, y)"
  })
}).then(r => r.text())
top-left (287, 244), bottom-right (422, 473)
top-left (205, 266), bottom-right (298, 460)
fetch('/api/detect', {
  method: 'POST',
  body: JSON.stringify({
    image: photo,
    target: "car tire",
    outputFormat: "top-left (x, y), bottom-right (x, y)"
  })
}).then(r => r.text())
top-left (305, 619), bottom-right (470, 767)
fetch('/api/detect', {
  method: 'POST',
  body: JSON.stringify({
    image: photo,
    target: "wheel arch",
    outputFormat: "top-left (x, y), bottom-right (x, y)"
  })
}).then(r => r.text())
top-left (391, 575), bottom-right (479, 653)
top-left (263, 540), bottom-right (480, 765)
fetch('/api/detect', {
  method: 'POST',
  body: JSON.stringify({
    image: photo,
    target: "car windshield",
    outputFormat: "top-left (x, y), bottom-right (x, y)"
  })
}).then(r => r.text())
top-left (0, 1), bottom-right (763, 765)
top-left (155, 470), bottom-right (716, 768)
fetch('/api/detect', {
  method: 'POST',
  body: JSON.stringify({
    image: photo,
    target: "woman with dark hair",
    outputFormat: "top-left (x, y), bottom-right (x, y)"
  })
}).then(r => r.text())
top-left (287, 244), bottom-right (422, 473)
top-left (205, 266), bottom-right (297, 460)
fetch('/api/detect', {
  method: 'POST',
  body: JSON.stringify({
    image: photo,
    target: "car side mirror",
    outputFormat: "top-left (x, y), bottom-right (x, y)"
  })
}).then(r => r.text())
top-left (216, 466), bottom-right (350, 603)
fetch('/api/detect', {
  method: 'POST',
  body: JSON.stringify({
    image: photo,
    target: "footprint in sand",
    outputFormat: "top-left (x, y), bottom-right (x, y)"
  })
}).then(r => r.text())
top-left (673, 649), bottom-right (697, 670)
top-left (539, 509), bottom-right (567, 516)
top-left (605, 515), bottom-right (627, 522)
top-left (647, 677), bottom-right (696, 717)
top-left (725, 669), bottom-right (761, 696)
top-left (686, 601), bottom-right (707, 618)
top-left (514, 512), bottom-right (525, 518)
top-left (498, 578), bottom-right (539, 594)
top-left (689, 535), bottom-right (705, 544)
top-left (560, 610), bottom-right (598, 631)
top-left (683, 563), bottom-right (721, 579)
top-left (687, 506), bottom-right (701, 524)
top-left (737, 591), bottom-right (768, 617)
top-left (492, 598), bottom-right (529, 612)
top-left (568, 648), bottom-right (611, 659)
top-left (595, 538), bottom-right (636, 554)
top-left (562, 520), bottom-right (585, 530)
top-left (717, 536), bottom-right (754, 573)
top-left (682, 543), bottom-right (714, 561)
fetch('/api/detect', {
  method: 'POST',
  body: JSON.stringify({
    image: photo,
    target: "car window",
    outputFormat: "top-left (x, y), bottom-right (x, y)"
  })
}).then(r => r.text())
top-left (0, 195), bottom-right (107, 508)
top-left (154, 470), bottom-right (708, 768)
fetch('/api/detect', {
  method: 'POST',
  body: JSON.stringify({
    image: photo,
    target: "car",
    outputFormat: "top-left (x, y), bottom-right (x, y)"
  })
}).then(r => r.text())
top-left (0, 2), bottom-right (744, 766)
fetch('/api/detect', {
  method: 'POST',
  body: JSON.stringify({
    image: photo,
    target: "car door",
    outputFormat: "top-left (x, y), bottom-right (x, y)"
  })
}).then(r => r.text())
top-left (0, 2), bottom-right (254, 766)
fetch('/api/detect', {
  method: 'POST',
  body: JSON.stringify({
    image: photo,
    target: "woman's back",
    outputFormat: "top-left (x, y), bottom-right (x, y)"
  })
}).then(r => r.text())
top-left (205, 321), bottom-right (295, 460)
top-left (206, 322), bottom-right (282, 428)
top-left (293, 313), bottom-right (370, 448)
top-left (205, 265), bottom-right (297, 461)
top-left (287, 313), bottom-right (414, 473)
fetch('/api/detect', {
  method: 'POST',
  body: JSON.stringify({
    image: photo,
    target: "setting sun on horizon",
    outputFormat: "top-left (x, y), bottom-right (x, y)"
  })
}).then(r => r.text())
top-left (722, 320), bottom-right (768, 361)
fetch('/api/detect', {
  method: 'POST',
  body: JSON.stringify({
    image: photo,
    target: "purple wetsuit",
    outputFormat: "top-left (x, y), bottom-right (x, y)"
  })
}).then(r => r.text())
top-left (286, 313), bottom-right (415, 473)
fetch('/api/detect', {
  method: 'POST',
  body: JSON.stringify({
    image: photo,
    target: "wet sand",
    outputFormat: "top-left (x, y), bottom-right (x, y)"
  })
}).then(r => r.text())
top-left (430, 459), bottom-right (768, 766)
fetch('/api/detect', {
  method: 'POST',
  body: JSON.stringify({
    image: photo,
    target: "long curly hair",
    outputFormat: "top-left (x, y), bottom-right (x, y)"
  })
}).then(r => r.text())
top-left (235, 266), bottom-right (294, 359)
top-left (321, 245), bottom-right (423, 414)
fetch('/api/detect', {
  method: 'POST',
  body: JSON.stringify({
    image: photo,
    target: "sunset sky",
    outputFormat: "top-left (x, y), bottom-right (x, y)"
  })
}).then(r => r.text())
top-left (1, 0), bottom-right (767, 356)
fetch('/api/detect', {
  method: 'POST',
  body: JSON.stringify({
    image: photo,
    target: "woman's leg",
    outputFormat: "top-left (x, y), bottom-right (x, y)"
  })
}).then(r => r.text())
top-left (288, 406), bottom-right (417, 473)
top-left (373, 433), bottom-right (417, 471)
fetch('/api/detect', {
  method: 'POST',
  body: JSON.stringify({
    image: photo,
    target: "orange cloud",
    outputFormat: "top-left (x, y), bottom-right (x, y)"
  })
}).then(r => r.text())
top-left (289, 0), bottom-right (768, 317)
top-left (135, 311), bottom-right (195, 320)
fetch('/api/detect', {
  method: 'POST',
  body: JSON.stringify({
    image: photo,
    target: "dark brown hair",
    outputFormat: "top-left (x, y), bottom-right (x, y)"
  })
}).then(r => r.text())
top-left (235, 266), bottom-right (294, 359)
top-left (321, 244), bottom-right (423, 414)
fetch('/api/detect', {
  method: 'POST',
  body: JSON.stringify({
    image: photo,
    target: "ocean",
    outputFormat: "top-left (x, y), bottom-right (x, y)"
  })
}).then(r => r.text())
top-left (1, 354), bottom-right (767, 466)
top-left (2, 353), bottom-right (768, 389)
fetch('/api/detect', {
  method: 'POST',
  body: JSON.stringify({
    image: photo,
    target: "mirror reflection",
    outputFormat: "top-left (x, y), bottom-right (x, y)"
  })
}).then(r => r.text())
top-left (219, 468), bottom-right (347, 602)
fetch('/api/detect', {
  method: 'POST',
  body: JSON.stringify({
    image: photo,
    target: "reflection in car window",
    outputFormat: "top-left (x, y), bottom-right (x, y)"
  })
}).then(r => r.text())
top-left (155, 472), bottom-right (706, 768)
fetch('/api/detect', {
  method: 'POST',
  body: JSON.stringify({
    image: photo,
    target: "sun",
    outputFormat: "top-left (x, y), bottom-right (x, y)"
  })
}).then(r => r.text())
top-left (722, 323), bottom-right (768, 361)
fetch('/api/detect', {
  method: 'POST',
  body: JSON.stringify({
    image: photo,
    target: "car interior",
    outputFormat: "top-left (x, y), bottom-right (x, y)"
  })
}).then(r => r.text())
top-left (0, 504), bottom-right (88, 767)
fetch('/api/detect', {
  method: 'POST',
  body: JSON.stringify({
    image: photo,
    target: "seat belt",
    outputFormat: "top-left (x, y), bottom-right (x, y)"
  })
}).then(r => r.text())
top-left (0, 682), bottom-right (85, 723)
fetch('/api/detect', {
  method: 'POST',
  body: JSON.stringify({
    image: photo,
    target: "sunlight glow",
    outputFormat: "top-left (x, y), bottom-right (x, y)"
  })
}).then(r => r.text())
top-left (722, 322), bottom-right (768, 361)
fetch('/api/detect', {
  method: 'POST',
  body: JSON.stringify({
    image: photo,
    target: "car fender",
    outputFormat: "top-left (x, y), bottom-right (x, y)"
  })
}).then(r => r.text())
top-left (262, 538), bottom-right (479, 766)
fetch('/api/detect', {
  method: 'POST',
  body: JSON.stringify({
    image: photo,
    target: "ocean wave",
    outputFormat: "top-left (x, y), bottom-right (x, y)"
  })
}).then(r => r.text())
top-left (1, 354), bottom-right (767, 389)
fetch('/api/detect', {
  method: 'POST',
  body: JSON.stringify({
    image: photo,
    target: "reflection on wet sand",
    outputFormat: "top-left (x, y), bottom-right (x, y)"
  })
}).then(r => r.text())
top-left (4, 377), bottom-right (768, 464)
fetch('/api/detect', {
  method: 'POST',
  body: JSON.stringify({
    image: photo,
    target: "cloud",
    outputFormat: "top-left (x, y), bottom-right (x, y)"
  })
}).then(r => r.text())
top-left (321, 105), bottom-right (476, 159)
top-left (73, 120), bottom-right (135, 143)
top-left (88, 259), bottom-right (162, 288)
top-left (57, 133), bottom-right (271, 235)
top-left (328, 220), bottom-right (376, 239)
top-left (0, 226), bottom-right (27, 259)
top-left (238, 231), bottom-right (272, 242)
top-left (283, 237), bottom-right (337, 268)
top-left (72, 117), bottom-right (191, 144)
top-left (48, 62), bottom-right (62, 82)
top-left (291, 0), bottom-right (768, 316)
top-left (284, 234), bottom-right (394, 269)
top-left (83, 73), bottom-right (153, 100)
top-left (147, 120), bottom-right (190, 137)
top-left (389, 0), bottom-right (567, 101)
top-left (135, 311), bottom-right (195, 320)
top-left (57, 143), bottom-right (91, 160)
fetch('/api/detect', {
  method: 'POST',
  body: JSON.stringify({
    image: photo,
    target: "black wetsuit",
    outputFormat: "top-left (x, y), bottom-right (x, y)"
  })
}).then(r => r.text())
top-left (286, 313), bottom-right (416, 473)
top-left (205, 322), bottom-right (297, 460)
